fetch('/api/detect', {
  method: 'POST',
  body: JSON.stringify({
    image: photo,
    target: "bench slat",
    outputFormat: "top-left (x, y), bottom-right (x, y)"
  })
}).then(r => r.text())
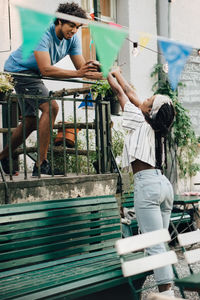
top-left (0, 225), bottom-right (121, 253)
top-left (0, 248), bottom-right (116, 279)
top-left (0, 195), bottom-right (116, 215)
top-left (0, 203), bottom-right (118, 224)
top-left (0, 218), bottom-right (120, 242)
top-left (0, 211), bottom-right (119, 233)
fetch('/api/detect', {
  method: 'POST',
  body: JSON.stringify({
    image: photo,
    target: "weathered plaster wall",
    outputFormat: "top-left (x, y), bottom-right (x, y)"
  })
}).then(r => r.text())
top-left (0, 174), bottom-right (118, 204)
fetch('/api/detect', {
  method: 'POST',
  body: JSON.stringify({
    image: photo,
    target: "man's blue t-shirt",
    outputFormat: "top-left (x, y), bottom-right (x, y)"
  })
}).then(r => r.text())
top-left (4, 24), bottom-right (82, 73)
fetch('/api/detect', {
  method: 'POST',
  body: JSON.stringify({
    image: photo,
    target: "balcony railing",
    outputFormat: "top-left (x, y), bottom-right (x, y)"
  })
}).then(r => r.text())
top-left (0, 74), bottom-right (117, 182)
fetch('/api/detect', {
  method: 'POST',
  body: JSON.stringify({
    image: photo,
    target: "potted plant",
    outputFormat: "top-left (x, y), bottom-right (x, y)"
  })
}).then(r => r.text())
top-left (0, 73), bottom-right (14, 101)
top-left (92, 80), bottom-right (120, 115)
top-left (49, 128), bottom-right (97, 174)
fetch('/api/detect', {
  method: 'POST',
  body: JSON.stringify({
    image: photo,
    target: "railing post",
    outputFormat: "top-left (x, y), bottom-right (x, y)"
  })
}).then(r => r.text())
top-left (99, 101), bottom-right (110, 173)
top-left (105, 101), bottom-right (112, 172)
top-left (22, 96), bottom-right (27, 179)
top-left (36, 98), bottom-right (40, 177)
top-left (49, 98), bottom-right (54, 176)
top-left (2, 95), bottom-right (19, 174)
top-left (73, 96), bottom-right (78, 175)
top-left (95, 94), bottom-right (101, 173)
top-left (61, 99), bottom-right (67, 176)
top-left (7, 96), bottom-right (12, 180)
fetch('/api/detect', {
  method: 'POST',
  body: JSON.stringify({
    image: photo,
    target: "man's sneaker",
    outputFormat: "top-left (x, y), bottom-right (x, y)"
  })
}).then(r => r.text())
top-left (0, 158), bottom-right (19, 175)
top-left (32, 160), bottom-right (63, 177)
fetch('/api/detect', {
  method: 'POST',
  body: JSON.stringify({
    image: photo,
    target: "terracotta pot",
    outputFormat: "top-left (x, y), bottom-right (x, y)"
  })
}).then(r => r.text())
top-left (54, 123), bottom-right (80, 148)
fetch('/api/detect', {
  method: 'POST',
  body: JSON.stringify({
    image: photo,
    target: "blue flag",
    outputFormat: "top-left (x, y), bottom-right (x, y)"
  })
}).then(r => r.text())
top-left (158, 40), bottom-right (192, 90)
top-left (78, 92), bottom-right (94, 109)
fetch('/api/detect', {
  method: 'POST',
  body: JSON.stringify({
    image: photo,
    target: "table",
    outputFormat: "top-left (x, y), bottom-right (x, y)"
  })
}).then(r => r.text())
top-left (171, 195), bottom-right (200, 241)
top-left (174, 194), bottom-right (200, 217)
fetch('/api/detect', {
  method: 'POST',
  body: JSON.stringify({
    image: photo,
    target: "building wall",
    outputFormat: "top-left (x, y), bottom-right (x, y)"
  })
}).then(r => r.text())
top-left (117, 0), bottom-right (158, 101)
top-left (170, 1), bottom-right (200, 193)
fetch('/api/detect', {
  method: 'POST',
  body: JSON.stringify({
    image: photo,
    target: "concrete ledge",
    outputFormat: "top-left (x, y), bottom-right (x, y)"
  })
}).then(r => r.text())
top-left (0, 173), bottom-right (118, 204)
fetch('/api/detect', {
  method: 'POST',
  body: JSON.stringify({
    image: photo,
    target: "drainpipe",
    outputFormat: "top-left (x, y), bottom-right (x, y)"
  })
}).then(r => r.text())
top-left (156, 0), bottom-right (177, 190)
top-left (168, 0), bottom-right (172, 38)
top-left (156, 0), bottom-right (170, 64)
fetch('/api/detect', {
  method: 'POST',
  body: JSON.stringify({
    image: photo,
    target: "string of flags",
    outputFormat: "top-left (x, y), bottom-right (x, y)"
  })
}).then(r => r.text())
top-left (15, 4), bottom-right (196, 91)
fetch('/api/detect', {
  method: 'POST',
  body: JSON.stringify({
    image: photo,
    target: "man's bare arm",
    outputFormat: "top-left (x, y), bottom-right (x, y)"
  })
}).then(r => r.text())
top-left (34, 51), bottom-right (99, 78)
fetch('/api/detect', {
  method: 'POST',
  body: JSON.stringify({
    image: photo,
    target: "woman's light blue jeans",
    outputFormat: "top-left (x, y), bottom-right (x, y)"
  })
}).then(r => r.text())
top-left (134, 169), bottom-right (174, 285)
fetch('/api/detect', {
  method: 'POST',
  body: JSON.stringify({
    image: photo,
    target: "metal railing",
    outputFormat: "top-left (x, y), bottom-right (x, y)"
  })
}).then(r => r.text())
top-left (0, 74), bottom-right (114, 182)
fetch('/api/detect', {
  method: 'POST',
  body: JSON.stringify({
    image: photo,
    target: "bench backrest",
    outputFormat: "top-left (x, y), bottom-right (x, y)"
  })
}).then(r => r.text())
top-left (0, 195), bottom-right (121, 272)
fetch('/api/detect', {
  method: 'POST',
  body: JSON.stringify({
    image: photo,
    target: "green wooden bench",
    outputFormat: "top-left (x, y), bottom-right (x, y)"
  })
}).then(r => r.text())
top-left (121, 192), bottom-right (192, 239)
top-left (0, 195), bottom-right (149, 300)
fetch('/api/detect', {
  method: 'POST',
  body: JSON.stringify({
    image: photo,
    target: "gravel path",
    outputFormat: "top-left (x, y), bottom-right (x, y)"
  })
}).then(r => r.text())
top-left (141, 244), bottom-right (200, 299)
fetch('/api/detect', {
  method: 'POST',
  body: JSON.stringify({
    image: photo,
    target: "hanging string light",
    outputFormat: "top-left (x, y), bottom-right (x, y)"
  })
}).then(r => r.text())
top-left (132, 42), bottom-right (139, 57)
top-left (163, 63), bottom-right (169, 73)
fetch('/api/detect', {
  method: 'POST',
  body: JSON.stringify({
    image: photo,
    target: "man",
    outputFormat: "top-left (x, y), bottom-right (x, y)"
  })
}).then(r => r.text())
top-left (1, 2), bottom-right (101, 176)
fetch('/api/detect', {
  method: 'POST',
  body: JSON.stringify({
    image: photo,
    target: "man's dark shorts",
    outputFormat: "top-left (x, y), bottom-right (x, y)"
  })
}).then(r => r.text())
top-left (13, 70), bottom-right (49, 117)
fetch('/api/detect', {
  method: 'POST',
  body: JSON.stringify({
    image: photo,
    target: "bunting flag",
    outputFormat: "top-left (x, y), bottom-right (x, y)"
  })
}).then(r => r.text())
top-left (17, 6), bottom-right (53, 61)
top-left (89, 22), bottom-right (128, 77)
top-left (139, 32), bottom-right (152, 51)
top-left (158, 39), bottom-right (192, 90)
top-left (78, 92), bottom-right (94, 109)
top-left (108, 22), bottom-right (122, 29)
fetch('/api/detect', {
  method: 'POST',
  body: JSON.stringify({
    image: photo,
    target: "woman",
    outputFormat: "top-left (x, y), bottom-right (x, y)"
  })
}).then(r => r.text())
top-left (108, 69), bottom-right (175, 297)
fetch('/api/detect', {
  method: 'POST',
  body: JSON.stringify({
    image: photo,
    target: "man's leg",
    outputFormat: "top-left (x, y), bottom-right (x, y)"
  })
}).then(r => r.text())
top-left (0, 117), bottom-right (37, 161)
top-left (37, 100), bottom-right (59, 165)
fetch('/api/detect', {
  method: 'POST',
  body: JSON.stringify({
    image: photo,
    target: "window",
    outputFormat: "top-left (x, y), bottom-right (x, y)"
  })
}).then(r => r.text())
top-left (0, 0), bottom-right (11, 52)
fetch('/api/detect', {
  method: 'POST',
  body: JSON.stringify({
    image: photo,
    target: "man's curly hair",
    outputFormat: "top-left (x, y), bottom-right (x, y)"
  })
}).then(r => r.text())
top-left (54, 2), bottom-right (87, 25)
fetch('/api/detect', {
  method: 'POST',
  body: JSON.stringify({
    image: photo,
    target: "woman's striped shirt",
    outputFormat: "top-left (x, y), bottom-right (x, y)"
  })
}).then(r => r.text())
top-left (122, 101), bottom-right (156, 168)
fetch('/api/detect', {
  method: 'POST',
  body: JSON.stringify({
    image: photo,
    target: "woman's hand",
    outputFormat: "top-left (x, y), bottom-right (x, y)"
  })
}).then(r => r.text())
top-left (111, 66), bottom-right (121, 77)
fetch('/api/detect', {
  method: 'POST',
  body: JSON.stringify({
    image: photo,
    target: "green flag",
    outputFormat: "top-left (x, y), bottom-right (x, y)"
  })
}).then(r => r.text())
top-left (17, 6), bottom-right (54, 61)
top-left (89, 22), bottom-right (128, 77)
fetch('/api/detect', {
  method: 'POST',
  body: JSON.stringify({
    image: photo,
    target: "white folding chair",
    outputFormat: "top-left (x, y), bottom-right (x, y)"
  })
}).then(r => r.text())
top-left (174, 230), bottom-right (200, 297)
top-left (115, 229), bottom-right (178, 300)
